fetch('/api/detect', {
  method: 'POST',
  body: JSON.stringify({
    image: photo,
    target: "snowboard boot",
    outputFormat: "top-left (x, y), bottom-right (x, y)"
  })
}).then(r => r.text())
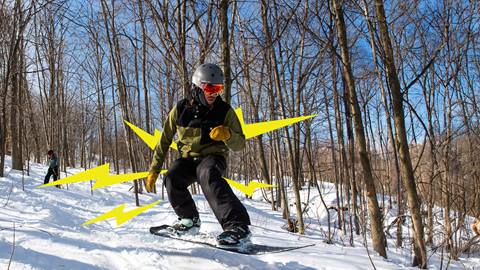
top-left (150, 217), bottom-right (201, 236)
top-left (216, 225), bottom-right (251, 248)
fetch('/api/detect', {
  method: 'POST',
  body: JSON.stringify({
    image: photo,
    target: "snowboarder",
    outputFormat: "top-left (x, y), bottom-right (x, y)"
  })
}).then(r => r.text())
top-left (146, 63), bottom-right (251, 248)
top-left (44, 150), bottom-right (60, 188)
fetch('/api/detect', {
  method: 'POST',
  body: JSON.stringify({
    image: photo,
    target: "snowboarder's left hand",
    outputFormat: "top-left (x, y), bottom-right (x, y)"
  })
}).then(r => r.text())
top-left (209, 125), bottom-right (231, 141)
top-left (146, 172), bottom-right (159, 193)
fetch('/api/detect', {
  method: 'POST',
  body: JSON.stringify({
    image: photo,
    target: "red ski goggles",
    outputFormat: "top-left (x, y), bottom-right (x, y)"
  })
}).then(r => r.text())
top-left (200, 83), bottom-right (224, 95)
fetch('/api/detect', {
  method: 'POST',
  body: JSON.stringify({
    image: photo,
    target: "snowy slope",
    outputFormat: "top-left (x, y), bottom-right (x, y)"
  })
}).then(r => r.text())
top-left (0, 156), bottom-right (478, 270)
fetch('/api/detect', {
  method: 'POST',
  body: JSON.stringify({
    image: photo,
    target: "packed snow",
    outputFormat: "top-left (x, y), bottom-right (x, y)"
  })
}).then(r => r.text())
top-left (0, 156), bottom-right (478, 269)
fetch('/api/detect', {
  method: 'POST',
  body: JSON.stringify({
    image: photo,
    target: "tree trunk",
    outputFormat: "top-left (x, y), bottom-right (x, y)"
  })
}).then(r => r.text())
top-left (332, 0), bottom-right (387, 258)
top-left (101, 0), bottom-right (140, 206)
top-left (10, 45), bottom-right (22, 170)
top-left (261, 0), bottom-right (304, 234)
top-left (240, 37), bottom-right (274, 209)
top-left (360, 0), bottom-right (403, 246)
top-left (219, 0), bottom-right (231, 104)
top-left (373, 0), bottom-right (427, 266)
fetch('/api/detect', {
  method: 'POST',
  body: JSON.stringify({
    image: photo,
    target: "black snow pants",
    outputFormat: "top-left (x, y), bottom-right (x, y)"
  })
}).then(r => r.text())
top-left (164, 154), bottom-right (251, 230)
top-left (44, 166), bottom-right (59, 186)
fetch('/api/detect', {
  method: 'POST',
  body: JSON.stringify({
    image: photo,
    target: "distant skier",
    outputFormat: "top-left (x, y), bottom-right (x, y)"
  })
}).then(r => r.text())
top-left (44, 150), bottom-right (60, 188)
top-left (146, 63), bottom-right (251, 248)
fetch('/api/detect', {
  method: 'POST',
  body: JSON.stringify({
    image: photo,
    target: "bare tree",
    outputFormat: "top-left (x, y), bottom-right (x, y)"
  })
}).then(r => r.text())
top-left (0, 0), bottom-right (34, 176)
top-left (372, 0), bottom-right (427, 267)
top-left (332, 0), bottom-right (387, 258)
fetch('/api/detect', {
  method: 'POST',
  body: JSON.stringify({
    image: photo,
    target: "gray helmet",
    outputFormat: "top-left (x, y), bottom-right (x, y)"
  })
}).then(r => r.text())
top-left (192, 63), bottom-right (224, 87)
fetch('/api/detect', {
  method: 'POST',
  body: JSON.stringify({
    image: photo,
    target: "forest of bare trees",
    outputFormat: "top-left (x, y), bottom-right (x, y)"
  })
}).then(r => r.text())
top-left (1, 0), bottom-right (479, 268)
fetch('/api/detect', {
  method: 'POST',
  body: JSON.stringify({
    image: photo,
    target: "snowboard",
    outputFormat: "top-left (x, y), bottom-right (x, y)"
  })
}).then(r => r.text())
top-left (150, 226), bottom-right (315, 255)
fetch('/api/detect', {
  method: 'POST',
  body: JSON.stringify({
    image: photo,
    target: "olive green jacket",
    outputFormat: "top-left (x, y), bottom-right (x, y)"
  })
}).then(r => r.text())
top-left (149, 98), bottom-right (245, 174)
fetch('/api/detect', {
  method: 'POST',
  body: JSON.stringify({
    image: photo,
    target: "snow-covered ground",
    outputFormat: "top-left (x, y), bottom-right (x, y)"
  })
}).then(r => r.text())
top-left (0, 156), bottom-right (478, 269)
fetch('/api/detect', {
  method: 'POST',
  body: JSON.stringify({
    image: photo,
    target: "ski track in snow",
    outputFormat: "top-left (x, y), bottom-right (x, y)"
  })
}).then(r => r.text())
top-left (0, 156), bottom-right (478, 269)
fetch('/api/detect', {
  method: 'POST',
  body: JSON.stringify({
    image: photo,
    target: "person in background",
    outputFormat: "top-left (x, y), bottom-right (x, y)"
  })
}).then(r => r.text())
top-left (44, 150), bottom-right (60, 188)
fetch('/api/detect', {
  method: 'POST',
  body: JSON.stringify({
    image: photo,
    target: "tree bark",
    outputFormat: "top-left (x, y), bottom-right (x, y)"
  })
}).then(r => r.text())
top-left (101, 0), bottom-right (140, 206)
top-left (373, 0), bottom-right (427, 266)
top-left (219, 0), bottom-right (231, 104)
top-left (332, 0), bottom-right (387, 258)
top-left (360, 0), bottom-right (403, 246)
top-left (261, 0), bottom-right (305, 234)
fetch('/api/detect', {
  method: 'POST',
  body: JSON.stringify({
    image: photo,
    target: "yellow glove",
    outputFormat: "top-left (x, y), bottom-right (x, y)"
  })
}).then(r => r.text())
top-left (145, 172), bottom-right (159, 193)
top-left (209, 125), bottom-right (231, 141)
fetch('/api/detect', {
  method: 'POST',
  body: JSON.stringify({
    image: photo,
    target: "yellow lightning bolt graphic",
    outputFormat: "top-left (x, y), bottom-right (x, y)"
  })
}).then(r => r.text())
top-left (124, 120), bottom-right (177, 150)
top-left (37, 163), bottom-right (155, 190)
top-left (124, 108), bottom-right (313, 196)
top-left (82, 200), bottom-right (161, 226)
top-left (92, 169), bottom-right (169, 189)
top-left (223, 177), bottom-right (275, 197)
top-left (126, 109), bottom-right (316, 149)
top-left (234, 108), bottom-right (317, 139)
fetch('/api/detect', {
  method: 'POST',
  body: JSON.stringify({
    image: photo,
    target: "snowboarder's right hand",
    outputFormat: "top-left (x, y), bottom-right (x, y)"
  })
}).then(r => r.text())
top-left (146, 172), bottom-right (159, 193)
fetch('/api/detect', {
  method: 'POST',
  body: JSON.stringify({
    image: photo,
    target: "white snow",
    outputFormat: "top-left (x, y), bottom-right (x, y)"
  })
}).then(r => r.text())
top-left (0, 156), bottom-right (478, 269)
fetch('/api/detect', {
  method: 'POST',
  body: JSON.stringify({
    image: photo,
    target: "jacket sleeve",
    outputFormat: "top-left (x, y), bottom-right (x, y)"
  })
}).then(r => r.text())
top-left (149, 106), bottom-right (178, 173)
top-left (223, 108), bottom-right (246, 151)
